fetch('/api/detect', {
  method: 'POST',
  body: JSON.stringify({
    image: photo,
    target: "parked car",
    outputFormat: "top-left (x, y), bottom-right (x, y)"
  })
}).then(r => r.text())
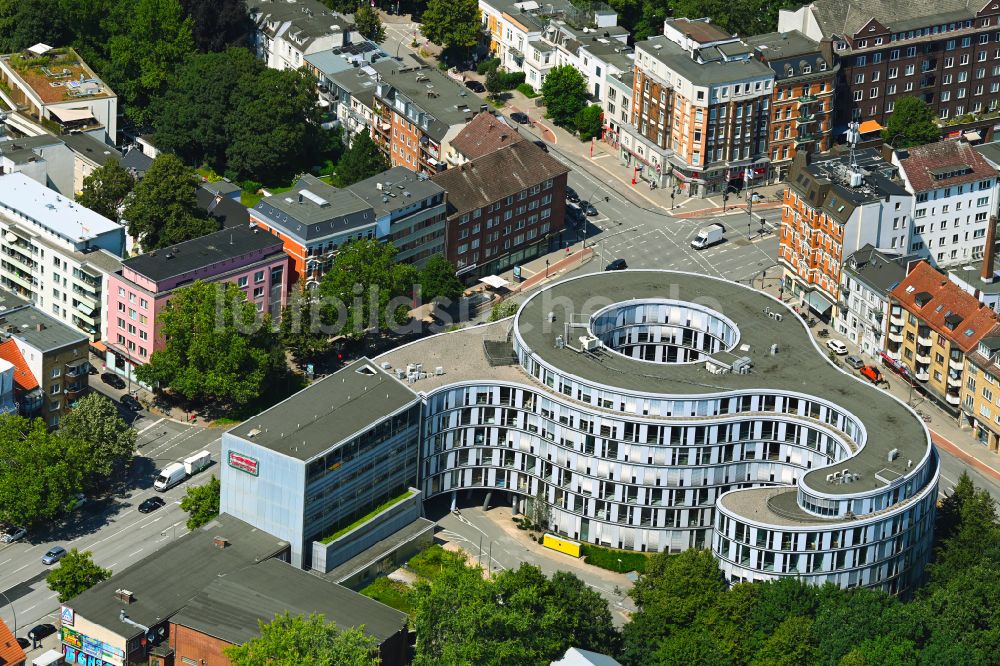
top-left (749, 191), bottom-right (764, 203)
top-left (510, 111), bottom-right (529, 124)
top-left (464, 79), bottom-right (485, 93)
top-left (67, 493), bottom-right (86, 512)
top-left (826, 339), bottom-right (849, 355)
top-left (605, 258), bottom-right (628, 271)
top-left (565, 187), bottom-right (580, 203)
top-left (581, 201), bottom-right (598, 216)
top-left (121, 394), bottom-right (142, 412)
top-left (138, 496), bottom-right (165, 514)
top-left (845, 354), bottom-right (865, 370)
top-left (532, 139), bottom-right (548, 153)
top-left (41, 546), bottom-right (67, 565)
top-left (88, 364), bottom-right (98, 375)
top-left (0, 525), bottom-right (26, 543)
top-left (101, 372), bottom-right (126, 390)
top-left (15, 637), bottom-right (29, 650)
top-left (27, 624), bottom-right (56, 642)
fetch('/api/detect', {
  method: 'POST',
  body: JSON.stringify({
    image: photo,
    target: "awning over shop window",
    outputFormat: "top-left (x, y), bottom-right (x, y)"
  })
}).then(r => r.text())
top-left (803, 290), bottom-right (834, 314)
top-left (858, 120), bottom-right (883, 134)
top-left (479, 275), bottom-right (510, 289)
top-left (964, 130), bottom-right (982, 142)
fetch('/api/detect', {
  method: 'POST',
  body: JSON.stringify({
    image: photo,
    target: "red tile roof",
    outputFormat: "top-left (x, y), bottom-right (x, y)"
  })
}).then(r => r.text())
top-left (890, 261), bottom-right (1000, 352)
top-left (0, 339), bottom-right (38, 391)
top-left (0, 619), bottom-right (25, 666)
top-left (450, 112), bottom-right (525, 161)
top-left (898, 140), bottom-right (998, 193)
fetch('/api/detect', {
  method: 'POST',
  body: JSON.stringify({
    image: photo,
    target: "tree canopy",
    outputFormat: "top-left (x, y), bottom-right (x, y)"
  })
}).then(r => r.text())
top-left (336, 132), bottom-right (390, 186)
top-left (418, 255), bottom-right (464, 303)
top-left (882, 97), bottom-right (941, 149)
top-left (420, 0), bottom-right (481, 52)
top-left (180, 0), bottom-right (252, 52)
top-left (224, 612), bottom-right (378, 666)
top-left (575, 105), bottom-right (603, 141)
top-left (542, 66), bottom-right (588, 127)
top-left (135, 281), bottom-right (285, 406)
top-left (319, 239), bottom-right (416, 338)
top-left (46, 549), bottom-right (111, 602)
top-left (180, 475), bottom-right (220, 529)
top-left (280, 287), bottom-right (331, 364)
top-left (58, 393), bottom-right (137, 491)
top-left (77, 158), bottom-right (135, 223)
top-left (354, 4), bottom-right (386, 43)
top-left (123, 153), bottom-right (218, 251)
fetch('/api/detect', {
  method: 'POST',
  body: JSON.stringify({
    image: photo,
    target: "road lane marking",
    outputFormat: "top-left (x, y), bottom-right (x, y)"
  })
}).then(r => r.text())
top-left (137, 417), bottom-right (165, 434)
top-left (127, 549), bottom-right (143, 558)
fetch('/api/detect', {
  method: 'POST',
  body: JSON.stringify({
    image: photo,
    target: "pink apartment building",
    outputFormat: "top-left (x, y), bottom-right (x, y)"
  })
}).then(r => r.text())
top-left (104, 226), bottom-right (289, 384)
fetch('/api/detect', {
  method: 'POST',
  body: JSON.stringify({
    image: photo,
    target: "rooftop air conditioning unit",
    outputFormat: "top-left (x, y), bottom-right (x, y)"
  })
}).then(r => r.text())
top-left (579, 336), bottom-right (600, 351)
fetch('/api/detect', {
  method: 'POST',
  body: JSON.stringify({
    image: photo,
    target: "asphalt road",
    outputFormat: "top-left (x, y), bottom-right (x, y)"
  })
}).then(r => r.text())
top-left (0, 412), bottom-right (221, 639)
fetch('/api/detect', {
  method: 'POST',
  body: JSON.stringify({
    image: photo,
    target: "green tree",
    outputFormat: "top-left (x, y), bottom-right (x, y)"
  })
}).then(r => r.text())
top-left (180, 475), bottom-right (220, 529)
top-left (838, 636), bottom-right (919, 666)
top-left (354, 4), bottom-right (386, 43)
top-left (420, 0), bottom-right (481, 52)
top-left (153, 48), bottom-right (263, 169)
top-left (488, 300), bottom-right (518, 321)
top-left (46, 548), bottom-right (111, 602)
top-left (280, 287), bottom-right (331, 364)
top-left (574, 104), bottom-right (603, 141)
top-left (485, 67), bottom-right (504, 100)
top-left (123, 153), bottom-right (218, 251)
top-left (541, 65), bottom-right (588, 127)
top-left (318, 239), bottom-right (416, 338)
top-left (224, 612), bottom-right (378, 666)
top-left (0, 415), bottom-right (89, 526)
top-left (0, 0), bottom-right (69, 53)
top-left (105, 0), bottom-right (195, 125)
top-left (750, 615), bottom-right (815, 666)
top-left (225, 67), bottom-right (324, 184)
top-left (336, 132), bottom-right (389, 186)
top-left (418, 255), bottom-right (464, 303)
top-left (76, 158), bottom-right (135, 223)
top-left (58, 393), bottom-right (137, 490)
top-left (180, 0), bottom-right (252, 52)
top-left (136, 281), bottom-right (285, 406)
top-left (882, 96), bottom-right (940, 149)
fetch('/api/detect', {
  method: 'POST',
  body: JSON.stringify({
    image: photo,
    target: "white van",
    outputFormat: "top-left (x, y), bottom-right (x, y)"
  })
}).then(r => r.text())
top-left (690, 223), bottom-right (725, 250)
top-left (153, 462), bottom-right (187, 492)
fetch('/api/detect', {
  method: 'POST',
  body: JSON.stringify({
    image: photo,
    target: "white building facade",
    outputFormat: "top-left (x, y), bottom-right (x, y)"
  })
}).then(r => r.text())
top-left (247, 0), bottom-right (357, 72)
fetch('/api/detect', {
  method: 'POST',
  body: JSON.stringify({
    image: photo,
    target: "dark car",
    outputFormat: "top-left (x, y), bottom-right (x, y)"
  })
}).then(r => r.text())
top-left (510, 111), bottom-right (529, 124)
top-left (88, 364), bottom-right (98, 375)
top-left (464, 79), bottom-right (485, 93)
top-left (121, 394), bottom-right (142, 412)
top-left (28, 624), bottom-right (57, 643)
top-left (16, 637), bottom-right (29, 650)
top-left (532, 139), bottom-right (548, 153)
top-left (581, 201), bottom-right (598, 216)
top-left (138, 496), bottom-right (165, 514)
top-left (605, 258), bottom-right (628, 271)
top-left (565, 187), bottom-right (580, 203)
top-left (101, 372), bottom-right (126, 390)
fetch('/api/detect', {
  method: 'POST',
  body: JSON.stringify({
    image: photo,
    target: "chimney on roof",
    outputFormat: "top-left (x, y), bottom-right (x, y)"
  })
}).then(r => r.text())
top-left (213, 536), bottom-right (230, 549)
top-left (35, 323), bottom-right (45, 332)
top-left (983, 215), bottom-right (997, 283)
top-left (114, 588), bottom-right (135, 604)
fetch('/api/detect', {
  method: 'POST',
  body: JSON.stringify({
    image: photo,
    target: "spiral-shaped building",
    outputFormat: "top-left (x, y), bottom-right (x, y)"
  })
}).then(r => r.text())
top-left (223, 270), bottom-right (938, 594)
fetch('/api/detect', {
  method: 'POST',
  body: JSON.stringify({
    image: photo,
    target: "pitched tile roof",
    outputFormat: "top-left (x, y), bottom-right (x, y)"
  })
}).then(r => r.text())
top-left (898, 140), bottom-right (998, 193)
top-left (431, 141), bottom-right (570, 215)
top-left (450, 112), bottom-right (525, 161)
top-left (0, 618), bottom-right (25, 666)
top-left (0, 339), bottom-right (37, 391)
top-left (807, 0), bottom-right (974, 39)
top-left (890, 261), bottom-right (1000, 352)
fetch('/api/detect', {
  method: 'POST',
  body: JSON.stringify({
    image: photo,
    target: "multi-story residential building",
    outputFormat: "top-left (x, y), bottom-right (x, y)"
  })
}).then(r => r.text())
top-left (892, 140), bottom-right (1000, 267)
top-left (305, 41), bottom-right (387, 117)
top-left (574, 34), bottom-right (634, 102)
top-left (446, 111), bottom-right (525, 165)
top-left (431, 141), bottom-right (569, 278)
top-left (250, 174), bottom-right (375, 287)
top-left (602, 70), bottom-right (633, 150)
top-left (626, 19), bottom-right (774, 195)
top-left (60, 132), bottom-right (123, 195)
top-left (745, 31), bottom-right (838, 181)
top-left (0, 172), bottom-right (124, 340)
top-left (887, 260), bottom-right (999, 415)
top-left (780, 149), bottom-right (912, 320)
top-left (330, 62), bottom-right (380, 144)
top-left (958, 234), bottom-right (1000, 452)
top-left (0, 301), bottom-right (88, 427)
top-left (246, 0), bottom-right (357, 71)
top-left (372, 59), bottom-right (486, 175)
top-left (0, 45), bottom-right (117, 142)
top-left (836, 244), bottom-right (913, 356)
top-left (0, 134), bottom-right (76, 197)
top-left (780, 0), bottom-right (1000, 127)
top-left (223, 271), bottom-right (939, 595)
top-left (345, 166), bottom-right (448, 266)
top-left (103, 227), bottom-right (289, 384)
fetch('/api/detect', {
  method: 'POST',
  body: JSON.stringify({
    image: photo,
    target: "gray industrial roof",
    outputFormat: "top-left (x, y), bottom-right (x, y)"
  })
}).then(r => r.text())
top-left (251, 174), bottom-right (375, 243)
top-left (195, 187), bottom-right (250, 230)
top-left (786, 149), bottom-right (907, 225)
top-left (346, 166), bottom-right (445, 219)
top-left (63, 515), bottom-right (290, 639)
top-left (638, 35), bottom-right (773, 85)
top-left (60, 133), bottom-right (122, 166)
top-left (842, 244), bottom-right (911, 295)
top-left (170, 558), bottom-right (407, 645)
top-left (119, 148), bottom-right (153, 176)
top-left (228, 359), bottom-right (420, 461)
top-left (330, 66), bottom-right (379, 97)
top-left (0, 135), bottom-right (64, 164)
top-left (122, 226), bottom-right (283, 284)
top-left (1, 306), bottom-right (87, 352)
top-left (0, 290), bottom-right (30, 314)
top-left (0, 172), bottom-right (121, 242)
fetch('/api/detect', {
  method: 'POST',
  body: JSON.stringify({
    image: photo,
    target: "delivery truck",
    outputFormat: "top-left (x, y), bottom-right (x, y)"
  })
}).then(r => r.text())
top-left (153, 451), bottom-right (212, 491)
top-left (690, 223), bottom-right (725, 250)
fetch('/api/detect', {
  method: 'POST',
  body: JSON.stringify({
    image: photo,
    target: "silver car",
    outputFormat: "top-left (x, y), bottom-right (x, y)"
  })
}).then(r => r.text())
top-left (0, 525), bottom-right (26, 543)
top-left (41, 546), bottom-right (67, 565)
top-left (845, 355), bottom-right (864, 370)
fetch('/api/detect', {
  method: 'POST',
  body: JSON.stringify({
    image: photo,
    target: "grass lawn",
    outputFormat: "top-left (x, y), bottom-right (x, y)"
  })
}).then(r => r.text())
top-left (581, 543), bottom-right (652, 574)
top-left (241, 182), bottom-right (297, 208)
top-left (210, 417), bottom-right (242, 428)
top-left (319, 489), bottom-right (415, 544)
top-left (405, 544), bottom-right (467, 581)
top-left (485, 96), bottom-right (506, 110)
top-left (196, 166), bottom-right (222, 182)
top-left (360, 577), bottom-right (415, 615)
top-left (516, 83), bottom-right (540, 98)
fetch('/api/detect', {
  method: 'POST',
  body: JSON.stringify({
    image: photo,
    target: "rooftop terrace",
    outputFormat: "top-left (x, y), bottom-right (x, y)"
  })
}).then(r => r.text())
top-left (0, 47), bottom-right (112, 104)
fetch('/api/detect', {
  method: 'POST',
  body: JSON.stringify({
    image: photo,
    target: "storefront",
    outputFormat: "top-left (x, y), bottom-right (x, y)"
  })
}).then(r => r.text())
top-left (60, 614), bottom-right (127, 666)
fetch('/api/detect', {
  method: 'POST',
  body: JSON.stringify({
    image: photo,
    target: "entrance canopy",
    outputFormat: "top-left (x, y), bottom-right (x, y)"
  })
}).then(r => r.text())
top-left (479, 275), bottom-right (510, 289)
top-left (49, 107), bottom-right (95, 123)
top-left (803, 290), bottom-right (834, 314)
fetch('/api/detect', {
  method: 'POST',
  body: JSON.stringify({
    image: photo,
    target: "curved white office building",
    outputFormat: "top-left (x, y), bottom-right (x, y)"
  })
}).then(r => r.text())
top-left (223, 271), bottom-right (938, 594)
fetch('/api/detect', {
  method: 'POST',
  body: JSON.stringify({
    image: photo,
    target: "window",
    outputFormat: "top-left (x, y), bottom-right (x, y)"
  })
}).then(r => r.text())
top-left (237, 276), bottom-right (248, 287)
top-left (50, 383), bottom-right (60, 395)
top-left (253, 287), bottom-right (264, 298)
top-left (139, 297), bottom-right (148, 309)
top-left (118, 317), bottom-right (125, 329)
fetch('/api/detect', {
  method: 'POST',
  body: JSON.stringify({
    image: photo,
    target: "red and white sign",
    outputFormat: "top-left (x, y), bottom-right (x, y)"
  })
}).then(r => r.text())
top-left (228, 451), bottom-right (259, 476)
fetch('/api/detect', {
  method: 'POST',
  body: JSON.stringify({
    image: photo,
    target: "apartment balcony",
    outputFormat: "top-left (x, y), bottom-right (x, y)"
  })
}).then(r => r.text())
top-left (950, 355), bottom-right (965, 371)
top-left (890, 312), bottom-right (905, 326)
top-left (885, 348), bottom-right (901, 361)
top-left (914, 369), bottom-right (930, 381)
top-left (1, 248), bottom-right (37, 272)
top-left (1, 267), bottom-right (36, 291)
top-left (795, 113), bottom-right (817, 125)
top-left (887, 329), bottom-right (904, 343)
top-left (915, 351), bottom-right (932, 364)
top-left (947, 373), bottom-right (963, 388)
top-left (946, 392), bottom-right (962, 406)
top-left (917, 333), bottom-right (933, 347)
top-left (794, 133), bottom-right (817, 145)
top-left (798, 93), bottom-right (818, 104)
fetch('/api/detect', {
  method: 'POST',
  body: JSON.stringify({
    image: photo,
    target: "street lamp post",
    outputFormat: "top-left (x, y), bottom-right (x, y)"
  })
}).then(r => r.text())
top-left (0, 589), bottom-right (16, 634)
top-left (545, 259), bottom-right (550, 278)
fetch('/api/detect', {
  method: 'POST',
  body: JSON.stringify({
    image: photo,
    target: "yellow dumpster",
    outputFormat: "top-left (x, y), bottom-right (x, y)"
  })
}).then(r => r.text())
top-left (543, 533), bottom-right (582, 558)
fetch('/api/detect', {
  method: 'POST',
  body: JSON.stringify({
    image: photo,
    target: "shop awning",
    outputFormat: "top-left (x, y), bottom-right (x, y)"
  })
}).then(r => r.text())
top-left (965, 130), bottom-right (982, 142)
top-left (803, 290), bottom-right (834, 314)
top-left (858, 120), bottom-right (883, 134)
top-left (480, 275), bottom-right (510, 289)
top-left (49, 107), bottom-right (95, 123)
